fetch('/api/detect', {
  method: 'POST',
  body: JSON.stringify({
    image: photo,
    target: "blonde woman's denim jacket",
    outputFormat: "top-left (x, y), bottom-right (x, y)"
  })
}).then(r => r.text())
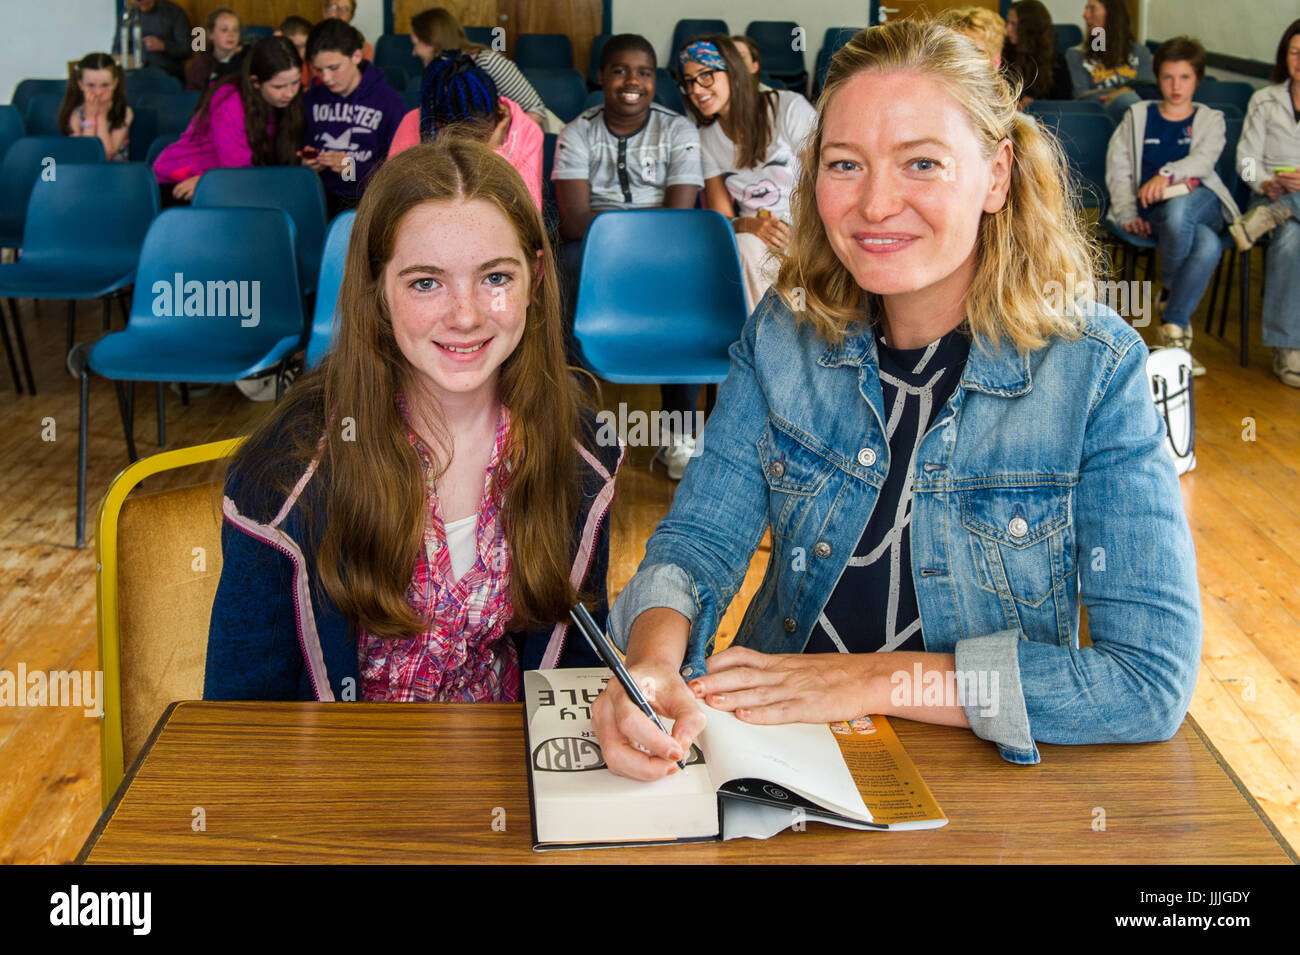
top-left (609, 290), bottom-right (1202, 764)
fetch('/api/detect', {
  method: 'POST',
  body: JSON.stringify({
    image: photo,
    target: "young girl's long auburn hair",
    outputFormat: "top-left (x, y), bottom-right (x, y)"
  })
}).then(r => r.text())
top-left (57, 53), bottom-right (128, 135)
top-left (775, 19), bottom-right (1099, 353)
top-left (231, 139), bottom-right (592, 638)
top-left (1004, 0), bottom-right (1059, 99)
top-left (194, 36), bottom-right (303, 166)
top-left (678, 34), bottom-right (777, 171)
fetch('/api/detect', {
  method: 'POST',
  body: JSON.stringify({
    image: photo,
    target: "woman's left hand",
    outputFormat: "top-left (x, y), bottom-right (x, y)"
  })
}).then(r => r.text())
top-left (687, 646), bottom-right (880, 724)
top-left (1137, 174), bottom-right (1168, 208)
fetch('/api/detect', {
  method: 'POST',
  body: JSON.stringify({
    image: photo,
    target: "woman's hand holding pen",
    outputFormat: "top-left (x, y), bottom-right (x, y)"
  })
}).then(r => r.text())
top-left (591, 608), bottom-right (706, 781)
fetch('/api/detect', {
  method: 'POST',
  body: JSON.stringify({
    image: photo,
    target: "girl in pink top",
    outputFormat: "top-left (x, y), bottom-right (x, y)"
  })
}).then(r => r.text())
top-left (153, 36), bottom-right (305, 202)
top-left (387, 52), bottom-right (543, 210)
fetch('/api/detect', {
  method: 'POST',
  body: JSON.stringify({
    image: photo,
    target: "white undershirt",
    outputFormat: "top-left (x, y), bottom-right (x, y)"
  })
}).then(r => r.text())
top-left (443, 514), bottom-right (477, 582)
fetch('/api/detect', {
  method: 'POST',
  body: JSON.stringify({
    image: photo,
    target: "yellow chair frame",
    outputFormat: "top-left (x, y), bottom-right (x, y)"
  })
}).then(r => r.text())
top-left (96, 437), bottom-right (245, 807)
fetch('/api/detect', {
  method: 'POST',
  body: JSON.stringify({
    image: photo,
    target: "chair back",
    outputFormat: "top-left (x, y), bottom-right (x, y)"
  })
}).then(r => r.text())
top-left (0, 104), bottom-right (23, 160)
top-left (0, 136), bottom-right (105, 248)
top-left (1194, 80), bottom-right (1253, 115)
top-left (815, 26), bottom-right (862, 94)
top-left (588, 33), bottom-right (611, 86)
top-left (1025, 99), bottom-right (1107, 117)
top-left (654, 70), bottom-right (684, 113)
top-left (381, 65), bottom-right (408, 91)
top-left (22, 92), bottom-right (63, 136)
top-left (145, 132), bottom-right (179, 168)
top-left (305, 209), bottom-right (356, 369)
top-left (192, 166), bottom-right (328, 294)
top-left (1044, 111), bottom-right (1115, 214)
top-left (11, 78), bottom-right (65, 116)
top-left (745, 21), bottom-right (806, 81)
top-left (125, 72), bottom-right (181, 106)
top-left (516, 33), bottom-right (574, 70)
top-left (374, 33), bottom-right (424, 78)
top-left (138, 91), bottom-right (199, 133)
top-left (243, 25), bottom-right (274, 39)
top-left (574, 209), bottom-right (746, 384)
top-left (523, 68), bottom-right (586, 122)
top-left (672, 19), bottom-right (730, 59)
top-left (18, 162), bottom-right (157, 275)
top-left (95, 438), bottom-right (243, 805)
top-left (464, 26), bottom-right (495, 46)
top-left (1055, 23), bottom-right (1083, 54)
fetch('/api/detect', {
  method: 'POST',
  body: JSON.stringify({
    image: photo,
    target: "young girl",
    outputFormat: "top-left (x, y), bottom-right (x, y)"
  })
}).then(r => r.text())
top-left (388, 52), bottom-right (544, 210)
top-left (593, 20), bottom-right (1200, 776)
top-left (1106, 36), bottom-right (1239, 376)
top-left (1066, 0), bottom-right (1155, 121)
top-left (205, 140), bottom-right (620, 702)
top-left (1229, 18), bottom-right (1300, 388)
top-left (58, 53), bottom-right (133, 162)
top-left (678, 35), bottom-right (816, 312)
top-left (153, 36), bottom-right (304, 205)
top-left (409, 6), bottom-right (554, 131)
top-left (1003, 0), bottom-right (1073, 108)
top-left (187, 8), bottom-right (245, 92)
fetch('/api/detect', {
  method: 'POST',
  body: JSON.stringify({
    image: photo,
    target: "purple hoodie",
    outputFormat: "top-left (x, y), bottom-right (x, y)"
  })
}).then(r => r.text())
top-left (303, 60), bottom-right (404, 198)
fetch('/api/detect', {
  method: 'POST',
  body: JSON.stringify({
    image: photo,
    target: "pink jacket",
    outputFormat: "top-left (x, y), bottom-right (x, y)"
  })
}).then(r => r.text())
top-left (388, 96), bottom-right (543, 210)
top-left (153, 83), bottom-right (274, 184)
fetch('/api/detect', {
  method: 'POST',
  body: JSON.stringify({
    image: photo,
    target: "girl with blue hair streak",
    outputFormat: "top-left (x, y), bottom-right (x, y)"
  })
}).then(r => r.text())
top-left (389, 51), bottom-right (544, 209)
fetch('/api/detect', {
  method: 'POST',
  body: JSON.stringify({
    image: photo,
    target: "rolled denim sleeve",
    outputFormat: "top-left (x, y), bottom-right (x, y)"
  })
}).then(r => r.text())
top-left (607, 294), bottom-right (777, 678)
top-left (960, 328), bottom-right (1202, 764)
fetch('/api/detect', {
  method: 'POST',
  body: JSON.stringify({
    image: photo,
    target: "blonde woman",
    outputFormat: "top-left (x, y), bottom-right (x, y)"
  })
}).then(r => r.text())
top-left (592, 20), bottom-right (1201, 776)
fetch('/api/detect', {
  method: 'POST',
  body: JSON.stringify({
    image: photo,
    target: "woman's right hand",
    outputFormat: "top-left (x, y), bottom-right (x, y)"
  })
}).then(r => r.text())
top-left (591, 659), bottom-right (706, 780)
top-left (171, 175), bottom-right (201, 201)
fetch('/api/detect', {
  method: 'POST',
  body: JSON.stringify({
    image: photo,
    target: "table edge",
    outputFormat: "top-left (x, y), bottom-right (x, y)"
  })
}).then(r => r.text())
top-left (1185, 712), bottom-right (1298, 864)
top-left (76, 698), bottom-right (187, 865)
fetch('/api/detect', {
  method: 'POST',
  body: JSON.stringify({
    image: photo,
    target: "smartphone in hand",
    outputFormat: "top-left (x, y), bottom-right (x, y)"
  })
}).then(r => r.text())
top-left (298, 145), bottom-right (319, 160)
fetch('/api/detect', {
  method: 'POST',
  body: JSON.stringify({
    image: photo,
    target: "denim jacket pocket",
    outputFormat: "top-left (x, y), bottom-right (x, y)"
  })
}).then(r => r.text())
top-left (756, 418), bottom-right (837, 542)
top-left (960, 483), bottom-right (1074, 609)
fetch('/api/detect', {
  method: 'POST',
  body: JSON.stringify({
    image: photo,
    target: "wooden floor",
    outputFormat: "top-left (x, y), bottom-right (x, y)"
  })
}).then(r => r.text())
top-left (1, 272), bottom-right (1297, 863)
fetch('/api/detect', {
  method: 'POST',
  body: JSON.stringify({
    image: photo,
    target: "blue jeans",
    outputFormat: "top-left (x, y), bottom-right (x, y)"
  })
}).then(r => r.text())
top-left (1143, 186), bottom-right (1224, 328)
top-left (1253, 192), bottom-right (1300, 348)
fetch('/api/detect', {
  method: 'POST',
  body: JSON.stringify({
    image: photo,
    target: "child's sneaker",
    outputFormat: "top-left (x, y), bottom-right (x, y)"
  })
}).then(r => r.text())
top-left (1273, 348), bottom-right (1300, 388)
top-left (651, 434), bottom-right (698, 481)
top-left (1159, 322), bottom-right (1205, 376)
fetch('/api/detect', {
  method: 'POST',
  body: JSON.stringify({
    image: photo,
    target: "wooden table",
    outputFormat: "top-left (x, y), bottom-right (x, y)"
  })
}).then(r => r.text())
top-left (78, 702), bottom-right (1296, 864)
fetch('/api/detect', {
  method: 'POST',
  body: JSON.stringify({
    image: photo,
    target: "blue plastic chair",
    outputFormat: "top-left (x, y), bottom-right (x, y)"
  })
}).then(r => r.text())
top-left (522, 68), bottom-right (586, 122)
top-left (243, 25), bottom-right (274, 39)
top-left (125, 73), bottom-right (181, 106)
top-left (191, 166), bottom-right (328, 295)
top-left (465, 26), bottom-right (495, 46)
top-left (0, 136), bottom-right (106, 250)
top-left (22, 92), bottom-right (63, 136)
top-left (137, 91), bottom-right (198, 133)
top-left (654, 70), bottom-right (684, 114)
top-left (11, 79), bottom-right (66, 117)
top-left (374, 34), bottom-right (424, 79)
top-left (588, 33), bottom-right (611, 87)
top-left (0, 162), bottom-right (157, 397)
top-left (1055, 24), bottom-right (1083, 55)
top-left (305, 209), bottom-right (356, 369)
top-left (583, 89), bottom-right (604, 111)
top-left (145, 133), bottom-right (179, 168)
top-left (671, 20), bottom-right (729, 62)
top-left (381, 66), bottom-right (408, 91)
top-left (573, 210), bottom-right (746, 385)
top-left (75, 207), bottom-right (306, 546)
top-left (745, 21), bottom-right (808, 92)
top-left (1025, 99), bottom-right (1107, 118)
top-left (1195, 80), bottom-right (1254, 116)
top-left (0, 105), bottom-right (23, 159)
top-left (1042, 112), bottom-right (1114, 215)
top-left (815, 26), bottom-right (863, 95)
top-left (403, 85), bottom-right (421, 110)
top-left (516, 34), bottom-right (574, 70)
top-left (1203, 116), bottom-right (1252, 367)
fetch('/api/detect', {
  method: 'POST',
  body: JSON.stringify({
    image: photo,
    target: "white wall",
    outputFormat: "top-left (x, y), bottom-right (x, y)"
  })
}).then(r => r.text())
top-left (1, 0), bottom-right (115, 105)
top-left (1146, 0), bottom-right (1296, 63)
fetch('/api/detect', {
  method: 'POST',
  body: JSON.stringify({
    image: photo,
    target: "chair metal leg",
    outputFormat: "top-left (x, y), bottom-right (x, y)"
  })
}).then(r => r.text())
top-left (156, 382), bottom-right (165, 447)
top-left (66, 299), bottom-right (76, 355)
top-left (8, 298), bottom-right (35, 395)
top-left (101, 296), bottom-right (111, 332)
top-left (1217, 249), bottom-right (1236, 338)
top-left (705, 383), bottom-right (718, 417)
top-left (179, 382), bottom-right (189, 406)
top-left (114, 380), bottom-right (138, 463)
top-left (1205, 257), bottom-right (1223, 333)
top-left (0, 299), bottom-right (22, 394)
top-left (1239, 250), bottom-right (1250, 368)
top-left (77, 369), bottom-right (89, 549)
top-left (116, 290), bottom-right (130, 325)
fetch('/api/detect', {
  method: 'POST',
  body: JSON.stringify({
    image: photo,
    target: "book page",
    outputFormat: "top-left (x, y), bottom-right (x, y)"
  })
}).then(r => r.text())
top-left (698, 704), bottom-right (873, 822)
top-left (829, 716), bottom-right (947, 829)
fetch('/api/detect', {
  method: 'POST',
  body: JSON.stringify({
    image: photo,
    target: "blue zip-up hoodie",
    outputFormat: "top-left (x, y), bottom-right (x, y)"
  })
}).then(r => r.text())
top-left (303, 60), bottom-right (405, 199)
top-left (204, 403), bottom-right (624, 701)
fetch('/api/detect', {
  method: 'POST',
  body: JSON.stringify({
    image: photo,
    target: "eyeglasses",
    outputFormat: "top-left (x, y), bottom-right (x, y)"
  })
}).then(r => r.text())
top-left (324, 3), bottom-right (354, 13)
top-left (677, 68), bottom-right (723, 94)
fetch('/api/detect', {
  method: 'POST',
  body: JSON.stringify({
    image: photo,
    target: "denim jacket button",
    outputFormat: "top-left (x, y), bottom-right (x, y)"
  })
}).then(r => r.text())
top-left (813, 541), bottom-right (831, 558)
top-left (1008, 516), bottom-right (1029, 538)
top-left (857, 447), bottom-right (876, 467)
top-left (783, 616), bottom-right (797, 633)
top-left (769, 461), bottom-right (786, 479)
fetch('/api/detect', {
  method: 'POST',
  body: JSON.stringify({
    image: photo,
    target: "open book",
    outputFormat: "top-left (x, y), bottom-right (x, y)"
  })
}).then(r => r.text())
top-left (524, 668), bottom-right (947, 850)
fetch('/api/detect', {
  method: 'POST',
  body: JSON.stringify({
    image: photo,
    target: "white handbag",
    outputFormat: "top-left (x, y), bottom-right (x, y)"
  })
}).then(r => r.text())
top-left (1147, 346), bottom-right (1196, 475)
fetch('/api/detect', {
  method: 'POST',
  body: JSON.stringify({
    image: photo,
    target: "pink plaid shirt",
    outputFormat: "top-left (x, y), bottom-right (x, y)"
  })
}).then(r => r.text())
top-left (357, 398), bottom-right (521, 702)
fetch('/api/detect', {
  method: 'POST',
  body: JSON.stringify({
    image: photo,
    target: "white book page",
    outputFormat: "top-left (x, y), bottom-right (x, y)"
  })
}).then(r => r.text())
top-left (698, 704), bottom-right (873, 823)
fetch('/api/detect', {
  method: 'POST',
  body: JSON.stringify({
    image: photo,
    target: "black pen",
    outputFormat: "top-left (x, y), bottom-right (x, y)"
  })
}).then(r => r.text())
top-left (569, 603), bottom-right (688, 771)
